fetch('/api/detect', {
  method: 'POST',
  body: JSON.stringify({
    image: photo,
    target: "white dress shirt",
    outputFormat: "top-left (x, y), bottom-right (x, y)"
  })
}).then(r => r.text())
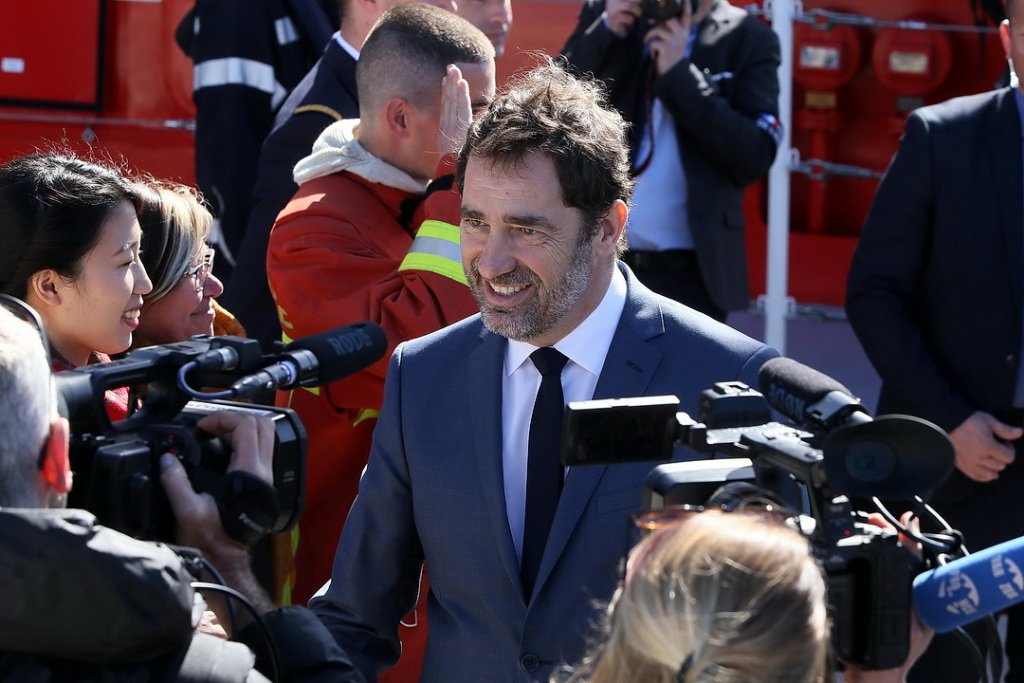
top-left (502, 266), bottom-right (628, 563)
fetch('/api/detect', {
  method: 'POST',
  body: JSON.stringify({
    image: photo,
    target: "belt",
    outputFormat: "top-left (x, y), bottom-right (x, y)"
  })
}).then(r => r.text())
top-left (623, 249), bottom-right (698, 271)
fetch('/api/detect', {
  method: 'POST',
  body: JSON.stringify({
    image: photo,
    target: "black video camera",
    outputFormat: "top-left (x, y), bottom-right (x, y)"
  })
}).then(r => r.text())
top-left (561, 364), bottom-right (955, 670)
top-left (643, 0), bottom-right (698, 22)
top-left (56, 336), bottom-right (305, 545)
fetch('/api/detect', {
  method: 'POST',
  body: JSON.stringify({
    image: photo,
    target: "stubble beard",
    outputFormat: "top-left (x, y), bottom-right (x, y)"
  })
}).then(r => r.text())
top-left (468, 236), bottom-right (594, 342)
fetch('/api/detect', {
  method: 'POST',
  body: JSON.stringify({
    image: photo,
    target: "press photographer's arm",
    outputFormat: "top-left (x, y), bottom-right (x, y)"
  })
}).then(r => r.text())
top-left (0, 300), bottom-right (363, 682)
top-left (160, 410), bottom-right (276, 616)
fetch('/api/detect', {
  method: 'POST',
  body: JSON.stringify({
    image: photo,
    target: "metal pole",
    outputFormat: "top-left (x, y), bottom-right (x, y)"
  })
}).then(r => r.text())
top-left (765, 0), bottom-right (795, 353)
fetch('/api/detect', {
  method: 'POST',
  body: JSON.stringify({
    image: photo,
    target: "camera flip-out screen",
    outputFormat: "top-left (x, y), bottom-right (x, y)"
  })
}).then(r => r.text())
top-left (561, 395), bottom-right (680, 466)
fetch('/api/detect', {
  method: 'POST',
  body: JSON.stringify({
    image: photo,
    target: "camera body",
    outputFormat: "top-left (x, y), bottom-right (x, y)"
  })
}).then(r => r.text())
top-left (56, 336), bottom-right (305, 544)
top-left (642, 0), bottom-right (699, 22)
top-left (562, 381), bottom-right (946, 670)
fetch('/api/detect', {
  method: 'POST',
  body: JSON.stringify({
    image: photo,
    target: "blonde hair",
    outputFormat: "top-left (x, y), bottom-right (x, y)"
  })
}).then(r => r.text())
top-left (563, 511), bottom-right (830, 683)
top-left (135, 180), bottom-right (213, 302)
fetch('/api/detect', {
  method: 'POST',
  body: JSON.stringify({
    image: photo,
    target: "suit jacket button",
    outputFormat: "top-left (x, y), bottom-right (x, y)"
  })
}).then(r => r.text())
top-left (1008, 353), bottom-right (1018, 366)
top-left (520, 654), bottom-right (540, 672)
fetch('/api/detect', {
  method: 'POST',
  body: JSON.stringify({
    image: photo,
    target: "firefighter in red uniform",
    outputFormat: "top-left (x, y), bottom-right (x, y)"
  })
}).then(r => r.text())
top-left (266, 5), bottom-right (496, 681)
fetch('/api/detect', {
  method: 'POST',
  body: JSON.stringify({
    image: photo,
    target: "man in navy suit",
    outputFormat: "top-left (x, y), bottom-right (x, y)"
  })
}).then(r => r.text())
top-left (310, 60), bottom-right (777, 682)
top-left (847, 2), bottom-right (1024, 679)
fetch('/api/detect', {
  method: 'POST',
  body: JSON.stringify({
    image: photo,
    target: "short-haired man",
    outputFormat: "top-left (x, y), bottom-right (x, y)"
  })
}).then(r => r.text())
top-left (225, 0), bottom-right (512, 351)
top-left (310, 60), bottom-right (777, 683)
top-left (0, 300), bottom-right (362, 681)
top-left (265, 4), bottom-right (495, 679)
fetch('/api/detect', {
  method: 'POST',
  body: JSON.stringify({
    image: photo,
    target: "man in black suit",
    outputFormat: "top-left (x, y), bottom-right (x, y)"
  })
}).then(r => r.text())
top-left (847, 1), bottom-right (1024, 679)
top-left (560, 0), bottom-right (781, 322)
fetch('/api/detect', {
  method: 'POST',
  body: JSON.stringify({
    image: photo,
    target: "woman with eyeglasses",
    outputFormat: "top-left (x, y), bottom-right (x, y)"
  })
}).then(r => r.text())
top-left (130, 179), bottom-right (241, 347)
top-left (557, 510), bottom-right (932, 683)
top-left (0, 152), bottom-right (153, 420)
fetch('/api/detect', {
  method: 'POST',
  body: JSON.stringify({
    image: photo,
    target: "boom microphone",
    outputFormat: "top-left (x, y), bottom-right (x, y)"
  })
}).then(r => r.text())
top-left (758, 357), bottom-right (954, 499)
top-left (230, 322), bottom-right (388, 397)
top-left (757, 356), bottom-right (869, 432)
top-left (914, 535), bottom-right (1024, 633)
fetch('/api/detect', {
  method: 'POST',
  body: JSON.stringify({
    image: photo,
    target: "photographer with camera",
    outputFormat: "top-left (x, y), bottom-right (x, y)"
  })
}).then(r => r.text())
top-left (555, 510), bottom-right (932, 683)
top-left (560, 0), bottom-right (781, 322)
top-left (0, 299), bottom-right (363, 682)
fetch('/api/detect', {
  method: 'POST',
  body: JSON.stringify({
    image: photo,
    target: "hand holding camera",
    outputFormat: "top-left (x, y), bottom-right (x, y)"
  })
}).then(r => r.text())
top-left (160, 410), bottom-right (278, 616)
top-left (604, 0), bottom-right (643, 37)
top-left (643, 0), bottom-right (698, 75)
top-left (161, 411), bottom-right (275, 556)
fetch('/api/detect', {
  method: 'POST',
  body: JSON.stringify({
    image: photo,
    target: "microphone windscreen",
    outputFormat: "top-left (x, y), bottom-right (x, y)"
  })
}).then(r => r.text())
top-left (757, 356), bottom-right (856, 425)
top-left (285, 322), bottom-right (388, 385)
top-left (913, 535), bottom-right (1024, 633)
top-left (758, 356), bottom-right (854, 404)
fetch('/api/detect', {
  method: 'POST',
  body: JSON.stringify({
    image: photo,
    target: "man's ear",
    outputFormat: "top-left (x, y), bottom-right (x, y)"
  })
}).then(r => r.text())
top-left (596, 199), bottom-right (629, 252)
top-left (41, 417), bottom-right (72, 495)
top-left (383, 97), bottom-right (413, 138)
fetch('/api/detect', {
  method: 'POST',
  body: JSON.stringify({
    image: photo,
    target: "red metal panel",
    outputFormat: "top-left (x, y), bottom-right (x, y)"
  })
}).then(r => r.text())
top-left (0, 0), bottom-right (103, 108)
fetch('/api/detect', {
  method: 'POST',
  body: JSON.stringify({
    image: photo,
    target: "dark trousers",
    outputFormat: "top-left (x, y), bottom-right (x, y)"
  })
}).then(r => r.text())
top-left (622, 250), bottom-right (727, 322)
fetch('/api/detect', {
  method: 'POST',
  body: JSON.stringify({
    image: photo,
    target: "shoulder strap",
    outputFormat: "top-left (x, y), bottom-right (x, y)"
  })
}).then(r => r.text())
top-left (293, 103), bottom-right (343, 121)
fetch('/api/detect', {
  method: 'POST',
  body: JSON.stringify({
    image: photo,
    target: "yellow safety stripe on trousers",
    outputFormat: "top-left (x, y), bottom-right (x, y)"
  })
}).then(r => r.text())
top-left (398, 220), bottom-right (467, 284)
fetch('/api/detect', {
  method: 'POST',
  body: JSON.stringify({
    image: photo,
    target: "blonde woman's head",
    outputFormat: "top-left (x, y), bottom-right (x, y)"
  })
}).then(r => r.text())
top-left (571, 510), bottom-right (830, 683)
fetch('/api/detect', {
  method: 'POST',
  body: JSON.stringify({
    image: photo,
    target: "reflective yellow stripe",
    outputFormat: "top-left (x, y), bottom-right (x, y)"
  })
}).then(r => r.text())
top-left (281, 525), bottom-right (300, 606)
top-left (399, 220), bottom-right (466, 284)
top-left (353, 408), bottom-right (380, 427)
top-left (417, 220), bottom-right (461, 244)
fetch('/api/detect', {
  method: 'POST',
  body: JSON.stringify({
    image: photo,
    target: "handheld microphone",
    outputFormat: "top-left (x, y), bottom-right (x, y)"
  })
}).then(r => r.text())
top-left (757, 357), bottom-right (954, 499)
top-left (230, 322), bottom-right (388, 397)
top-left (757, 356), bottom-right (869, 432)
top-left (913, 536), bottom-right (1024, 633)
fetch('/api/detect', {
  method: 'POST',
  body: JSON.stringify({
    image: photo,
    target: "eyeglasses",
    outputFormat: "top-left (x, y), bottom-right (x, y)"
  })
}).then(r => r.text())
top-left (632, 497), bottom-right (798, 533)
top-left (183, 247), bottom-right (215, 295)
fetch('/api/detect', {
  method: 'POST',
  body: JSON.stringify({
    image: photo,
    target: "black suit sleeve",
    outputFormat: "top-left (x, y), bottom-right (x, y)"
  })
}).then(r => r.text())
top-left (846, 111), bottom-right (975, 431)
top-left (239, 606), bottom-right (366, 683)
top-left (560, 0), bottom-right (619, 74)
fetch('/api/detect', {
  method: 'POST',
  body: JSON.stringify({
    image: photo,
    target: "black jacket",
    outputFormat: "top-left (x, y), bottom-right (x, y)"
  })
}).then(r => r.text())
top-left (561, 0), bottom-right (781, 312)
top-left (0, 508), bottom-right (364, 682)
top-left (223, 37), bottom-right (359, 351)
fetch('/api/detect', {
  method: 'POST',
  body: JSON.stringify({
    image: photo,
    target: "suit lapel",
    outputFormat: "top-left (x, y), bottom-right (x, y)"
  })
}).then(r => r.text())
top-left (991, 89), bottom-right (1024, 318)
top-left (531, 266), bottom-right (666, 602)
top-left (468, 329), bottom-right (525, 597)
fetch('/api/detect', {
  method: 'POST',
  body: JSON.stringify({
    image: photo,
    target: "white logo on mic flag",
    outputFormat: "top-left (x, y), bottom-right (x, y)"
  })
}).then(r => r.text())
top-left (937, 570), bottom-right (979, 618)
top-left (991, 555), bottom-right (1023, 603)
top-left (936, 555), bottom-right (1023, 618)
